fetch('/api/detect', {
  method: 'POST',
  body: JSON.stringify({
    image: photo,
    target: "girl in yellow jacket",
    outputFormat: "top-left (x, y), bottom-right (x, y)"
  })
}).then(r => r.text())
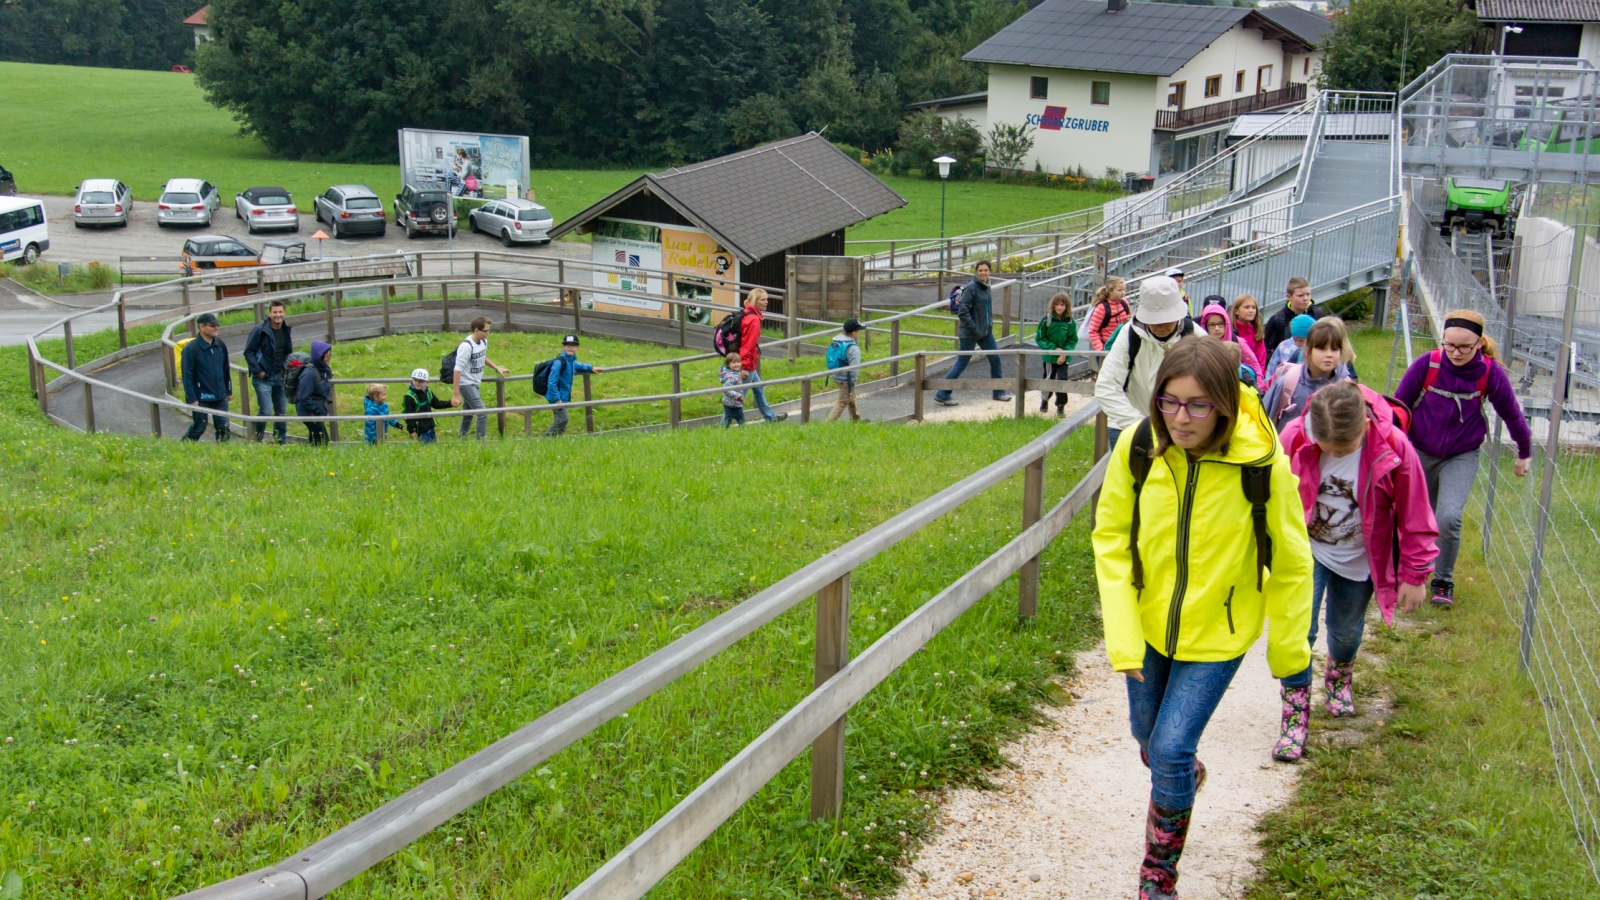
top-left (1092, 337), bottom-right (1313, 900)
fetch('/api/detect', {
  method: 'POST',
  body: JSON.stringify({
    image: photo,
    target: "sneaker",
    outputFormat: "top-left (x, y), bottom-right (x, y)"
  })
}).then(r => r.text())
top-left (1324, 661), bottom-right (1356, 718)
top-left (1430, 578), bottom-right (1455, 608)
top-left (934, 397), bottom-right (959, 407)
top-left (1272, 685), bottom-right (1310, 762)
top-left (994, 392), bottom-right (1014, 402)
top-left (773, 412), bottom-right (788, 422)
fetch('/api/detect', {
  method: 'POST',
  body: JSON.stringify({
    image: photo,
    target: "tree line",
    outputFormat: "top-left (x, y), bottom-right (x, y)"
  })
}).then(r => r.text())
top-left (0, 0), bottom-right (199, 71)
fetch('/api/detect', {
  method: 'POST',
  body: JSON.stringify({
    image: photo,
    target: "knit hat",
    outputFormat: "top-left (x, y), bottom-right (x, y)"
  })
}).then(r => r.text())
top-left (1290, 314), bottom-right (1315, 339)
top-left (311, 340), bottom-right (332, 362)
top-left (410, 368), bottom-right (430, 381)
top-left (1134, 276), bottom-right (1187, 325)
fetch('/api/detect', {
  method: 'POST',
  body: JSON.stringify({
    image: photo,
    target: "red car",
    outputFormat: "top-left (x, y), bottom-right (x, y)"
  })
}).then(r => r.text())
top-left (171, 65), bottom-right (192, 74)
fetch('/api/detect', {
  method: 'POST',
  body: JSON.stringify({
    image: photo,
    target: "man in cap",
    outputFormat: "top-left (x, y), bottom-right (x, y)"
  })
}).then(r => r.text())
top-left (181, 312), bottom-right (233, 442)
top-left (826, 318), bottom-right (864, 422)
top-left (544, 334), bottom-right (606, 436)
top-left (402, 367), bottom-right (457, 444)
top-left (1164, 266), bottom-right (1188, 304)
top-left (1092, 275), bottom-right (1205, 446)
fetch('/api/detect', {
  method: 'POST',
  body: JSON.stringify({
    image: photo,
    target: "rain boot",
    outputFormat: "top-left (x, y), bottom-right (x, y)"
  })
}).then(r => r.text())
top-left (1324, 660), bottom-right (1356, 718)
top-left (1272, 684), bottom-right (1310, 762)
top-left (1138, 800), bottom-right (1192, 900)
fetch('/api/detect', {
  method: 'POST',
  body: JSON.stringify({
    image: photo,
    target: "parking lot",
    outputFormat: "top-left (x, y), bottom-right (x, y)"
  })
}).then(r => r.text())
top-left (25, 194), bottom-right (587, 270)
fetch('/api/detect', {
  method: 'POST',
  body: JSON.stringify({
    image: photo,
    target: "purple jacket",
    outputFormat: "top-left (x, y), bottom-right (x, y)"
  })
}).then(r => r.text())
top-left (1394, 349), bottom-right (1532, 460)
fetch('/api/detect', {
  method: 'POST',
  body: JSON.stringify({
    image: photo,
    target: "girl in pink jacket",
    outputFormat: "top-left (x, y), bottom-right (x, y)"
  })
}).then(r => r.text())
top-left (1271, 381), bottom-right (1439, 762)
top-left (1199, 298), bottom-right (1264, 384)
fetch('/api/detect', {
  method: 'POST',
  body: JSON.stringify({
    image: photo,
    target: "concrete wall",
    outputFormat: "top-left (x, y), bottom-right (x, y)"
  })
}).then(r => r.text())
top-left (1160, 23), bottom-right (1288, 110)
top-left (929, 102), bottom-right (988, 133)
top-left (986, 64), bottom-right (1158, 177)
top-left (1580, 24), bottom-right (1600, 68)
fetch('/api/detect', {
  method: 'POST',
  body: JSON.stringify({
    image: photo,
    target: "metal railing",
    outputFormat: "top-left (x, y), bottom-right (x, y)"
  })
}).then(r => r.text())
top-left (856, 208), bottom-right (1104, 273)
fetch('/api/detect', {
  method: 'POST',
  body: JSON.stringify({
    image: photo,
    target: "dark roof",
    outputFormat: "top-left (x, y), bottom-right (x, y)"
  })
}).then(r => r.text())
top-left (908, 91), bottom-right (989, 111)
top-left (1476, 0), bottom-right (1600, 20)
top-left (1254, 5), bottom-right (1334, 44)
top-left (963, 0), bottom-right (1323, 77)
top-left (549, 133), bottom-right (906, 263)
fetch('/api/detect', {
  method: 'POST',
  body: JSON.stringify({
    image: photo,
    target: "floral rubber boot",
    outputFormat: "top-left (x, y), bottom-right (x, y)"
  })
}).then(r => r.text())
top-left (1324, 660), bottom-right (1356, 718)
top-left (1138, 801), bottom-right (1192, 900)
top-left (1272, 685), bottom-right (1310, 762)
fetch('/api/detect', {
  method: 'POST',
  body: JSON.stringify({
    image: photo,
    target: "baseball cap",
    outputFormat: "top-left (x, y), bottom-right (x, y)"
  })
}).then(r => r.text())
top-left (842, 318), bottom-right (862, 334)
top-left (410, 368), bottom-right (430, 381)
top-left (1134, 276), bottom-right (1187, 325)
top-left (196, 312), bottom-right (219, 326)
top-left (1164, 266), bottom-right (1184, 278)
top-left (562, 334), bottom-right (580, 346)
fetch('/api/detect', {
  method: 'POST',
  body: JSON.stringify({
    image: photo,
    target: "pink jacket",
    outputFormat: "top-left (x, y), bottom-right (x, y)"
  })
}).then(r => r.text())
top-left (1199, 303), bottom-right (1265, 382)
top-left (1279, 384), bottom-right (1439, 624)
top-left (1235, 318), bottom-right (1267, 372)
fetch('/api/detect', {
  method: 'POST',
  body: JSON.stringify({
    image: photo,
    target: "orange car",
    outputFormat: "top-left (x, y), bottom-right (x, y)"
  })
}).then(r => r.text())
top-left (181, 234), bottom-right (259, 276)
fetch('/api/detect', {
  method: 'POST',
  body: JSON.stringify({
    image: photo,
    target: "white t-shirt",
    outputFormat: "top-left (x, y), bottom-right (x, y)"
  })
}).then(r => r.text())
top-left (1306, 444), bottom-right (1370, 581)
top-left (455, 337), bottom-right (487, 388)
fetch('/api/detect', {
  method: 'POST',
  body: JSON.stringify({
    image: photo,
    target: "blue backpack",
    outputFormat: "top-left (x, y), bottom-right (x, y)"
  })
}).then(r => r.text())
top-left (825, 337), bottom-right (855, 370)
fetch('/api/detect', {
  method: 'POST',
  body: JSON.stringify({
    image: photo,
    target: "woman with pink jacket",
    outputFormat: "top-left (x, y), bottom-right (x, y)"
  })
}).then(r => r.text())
top-left (1270, 381), bottom-right (1439, 762)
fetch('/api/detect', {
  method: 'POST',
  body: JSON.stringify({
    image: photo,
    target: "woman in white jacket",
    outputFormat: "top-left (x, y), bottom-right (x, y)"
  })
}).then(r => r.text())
top-left (1092, 275), bottom-right (1206, 446)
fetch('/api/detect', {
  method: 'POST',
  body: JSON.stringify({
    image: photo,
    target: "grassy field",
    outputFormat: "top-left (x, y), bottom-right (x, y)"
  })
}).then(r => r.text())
top-left (0, 61), bottom-right (1112, 246)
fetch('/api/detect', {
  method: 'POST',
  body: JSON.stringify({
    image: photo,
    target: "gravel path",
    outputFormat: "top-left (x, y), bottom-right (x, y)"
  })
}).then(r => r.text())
top-left (892, 641), bottom-right (1299, 900)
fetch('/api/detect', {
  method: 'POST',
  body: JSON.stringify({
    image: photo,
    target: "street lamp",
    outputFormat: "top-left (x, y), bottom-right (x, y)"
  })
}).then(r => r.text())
top-left (1500, 25), bottom-right (1523, 56)
top-left (934, 155), bottom-right (956, 270)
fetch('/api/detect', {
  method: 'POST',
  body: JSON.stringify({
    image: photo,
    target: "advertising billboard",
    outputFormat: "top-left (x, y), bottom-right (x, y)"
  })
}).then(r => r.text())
top-left (589, 218), bottom-right (741, 322)
top-left (398, 128), bottom-right (531, 201)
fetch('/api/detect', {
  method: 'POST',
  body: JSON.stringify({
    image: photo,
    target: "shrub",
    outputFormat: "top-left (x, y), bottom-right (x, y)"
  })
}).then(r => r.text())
top-left (891, 111), bottom-right (984, 179)
top-left (984, 122), bottom-right (1035, 173)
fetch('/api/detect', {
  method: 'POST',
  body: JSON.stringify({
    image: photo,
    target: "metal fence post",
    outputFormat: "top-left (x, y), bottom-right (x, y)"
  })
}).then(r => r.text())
top-left (1018, 454), bottom-right (1045, 619)
top-left (810, 572), bottom-right (850, 821)
top-left (1521, 222), bottom-right (1585, 672)
top-left (1483, 234), bottom-right (1525, 556)
top-left (82, 381), bottom-right (95, 434)
top-left (800, 377), bottom-right (812, 424)
top-left (496, 377), bottom-right (507, 437)
top-left (890, 318), bottom-right (901, 377)
top-left (583, 372), bottom-right (595, 433)
top-left (670, 362), bottom-right (682, 428)
top-left (913, 352), bottom-right (926, 422)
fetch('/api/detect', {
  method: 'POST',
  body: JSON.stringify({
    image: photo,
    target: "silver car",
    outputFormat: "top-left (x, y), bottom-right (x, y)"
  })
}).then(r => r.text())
top-left (468, 198), bottom-right (553, 246)
top-left (73, 179), bottom-right (131, 228)
top-left (314, 184), bottom-right (387, 238)
top-left (234, 185), bottom-right (300, 234)
top-left (156, 178), bottom-right (221, 228)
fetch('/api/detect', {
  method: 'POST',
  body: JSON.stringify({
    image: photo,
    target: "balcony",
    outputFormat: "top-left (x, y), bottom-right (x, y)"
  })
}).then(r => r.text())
top-left (1155, 83), bottom-right (1308, 132)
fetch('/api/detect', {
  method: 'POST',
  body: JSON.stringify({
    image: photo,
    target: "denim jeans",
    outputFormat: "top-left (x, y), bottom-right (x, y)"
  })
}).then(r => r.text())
top-left (1106, 427), bottom-right (1123, 450)
top-left (744, 369), bottom-right (778, 420)
top-left (1281, 561), bottom-right (1376, 687)
top-left (458, 383), bottom-right (487, 438)
top-left (1126, 643), bottom-right (1244, 809)
top-left (252, 377), bottom-right (287, 443)
top-left (183, 399), bottom-right (230, 442)
top-left (416, 429), bottom-right (437, 445)
top-left (1417, 449), bottom-right (1479, 582)
top-left (935, 334), bottom-right (1005, 401)
top-left (722, 405), bottom-right (745, 428)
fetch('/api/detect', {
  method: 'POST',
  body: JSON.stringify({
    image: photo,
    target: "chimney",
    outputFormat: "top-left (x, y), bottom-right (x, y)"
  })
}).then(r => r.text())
top-left (1108, 0), bottom-right (1127, 11)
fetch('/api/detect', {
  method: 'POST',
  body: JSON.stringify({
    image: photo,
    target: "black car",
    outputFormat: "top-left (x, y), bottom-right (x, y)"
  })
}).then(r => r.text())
top-left (0, 164), bottom-right (15, 196)
top-left (314, 184), bottom-right (387, 238)
top-left (395, 183), bottom-right (456, 239)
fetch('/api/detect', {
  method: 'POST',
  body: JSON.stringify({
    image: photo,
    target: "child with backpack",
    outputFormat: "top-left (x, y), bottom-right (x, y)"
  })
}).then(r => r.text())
top-left (1261, 317), bottom-right (1358, 432)
top-left (1093, 337), bottom-right (1312, 900)
top-left (1036, 292), bottom-right (1078, 415)
top-left (1270, 381), bottom-right (1439, 762)
top-left (1199, 297), bottom-right (1264, 383)
top-left (1085, 277), bottom-right (1130, 360)
top-left (1262, 313), bottom-right (1314, 379)
top-left (825, 319), bottom-right (864, 422)
top-left (295, 340), bottom-right (335, 446)
top-left (719, 352), bottom-right (748, 428)
top-left (362, 384), bottom-right (402, 444)
top-left (1393, 308), bottom-right (1532, 607)
top-left (402, 368), bottom-right (456, 445)
top-left (1230, 294), bottom-right (1266, 368)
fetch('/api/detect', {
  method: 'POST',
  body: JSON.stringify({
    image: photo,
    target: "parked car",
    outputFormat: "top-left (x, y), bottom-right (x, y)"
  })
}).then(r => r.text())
top-left (0, 196), bottom-right (48, 264)
top-left (314, 184), bottom-right (387, 238)
top-left (73, 179), bottom-right (131, 228)
top-left (394, 182), bottom-right (456, 239)
top-left (259, 239), bottom-right (307, 265)
top-left (468, 197), bottom-right (553, 246)
top-left (0, 164), bottom-right (15, 196)
top-left (171, 65), bottom-right (192, 74)
top-left (157, 178), bottom-right (221, 228)
top-left (234, 186), bottom-right (299, 234)
top-left (181, 234), bottom-right (259, 276)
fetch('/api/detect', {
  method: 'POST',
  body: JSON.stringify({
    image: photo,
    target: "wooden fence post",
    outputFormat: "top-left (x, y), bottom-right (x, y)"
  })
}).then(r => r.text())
top-left (63, 320), bottom-right (75, 370)
top-left (496, 377), bottom-right (507, 437)
top-left (1014, 351), bottom-right (1026, 419)
top-left (503, 280), bottom-right (512, 327)
top-left (1091, 411), bottom-right (1109, 529)
top-left (325, 293), bottom-right (336, 343)
top-left (442, 282), bottom-right (451, 331)
top-left (382, 285), bottom-right (391, 336)
top-left (810, 572), bottom-right (851, 821)
top-left (890, 319), bottom-right (900, 377)
top-left (474, 251), bottom-right (482, 300)
top-left (82, 381), bottom-right (95, 434)
top-left (800, 377), bottom-right (811, 424)
top-left (328, 384), bottom-right (339, 443)
top-left (239, 370), bottom-right (251, 416)
top-left (150, 401), bottom-right (162, 437)
top-left (1002, 283), bottom-right (1013, 340)
top-left (670, 362), bottom-right (682, 428)
top-left (1018, 455), bottom-right (1045, 619)
top-left (415, 254), bottom-right (424, 306)
top-left (332, 260), bottom-right (343, 310)
top-left (117, 298), bottom-right (128, 350)
top-left (582, 372), bottom-right (595, 433)
top-left (787, 295), bottom-right (798, 364)
top-left (913, 352), bottom-right (926, 422)
top-left (523, 409), bottom-right (533, 437)
top-left (573, 289), bottom-right (582, 335)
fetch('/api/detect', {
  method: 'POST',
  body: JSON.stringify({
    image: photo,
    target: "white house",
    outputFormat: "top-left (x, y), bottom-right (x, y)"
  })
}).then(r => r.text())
top-left (1476, 0), bottom-right (1600, 64)
top-left (954, 0), bottom-right (1332, 179)
top-left (184, 5), bottom-right (211, 49)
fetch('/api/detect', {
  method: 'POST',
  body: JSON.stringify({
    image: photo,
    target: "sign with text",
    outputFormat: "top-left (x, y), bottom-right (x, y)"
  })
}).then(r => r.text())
top-left (590, 219), bottom-right (666, 317)
top-left (397, 128), bottom-right (531, 200)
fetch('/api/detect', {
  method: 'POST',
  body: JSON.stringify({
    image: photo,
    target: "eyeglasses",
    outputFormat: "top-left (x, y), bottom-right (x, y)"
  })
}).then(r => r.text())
top-left (1442, 340), bottom-right (1479, 354)
top-left (1156, 396), bottom-right (1215, 418)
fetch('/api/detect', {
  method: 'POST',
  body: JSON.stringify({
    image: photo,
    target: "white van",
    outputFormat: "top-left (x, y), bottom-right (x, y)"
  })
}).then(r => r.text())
top-left (0, 196), bottom-right (48, 264)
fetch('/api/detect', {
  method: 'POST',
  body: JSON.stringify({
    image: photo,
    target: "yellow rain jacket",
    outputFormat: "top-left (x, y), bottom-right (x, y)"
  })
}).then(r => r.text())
top-left (1092, 386), bottom-right (1313, 678)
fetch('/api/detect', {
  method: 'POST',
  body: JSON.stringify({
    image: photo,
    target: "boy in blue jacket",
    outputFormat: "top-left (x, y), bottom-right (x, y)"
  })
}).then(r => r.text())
top-left (544, 334), bottom-right (606, 436)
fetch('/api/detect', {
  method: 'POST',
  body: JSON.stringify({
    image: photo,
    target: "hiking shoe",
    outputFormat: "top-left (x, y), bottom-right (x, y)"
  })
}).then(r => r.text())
top-left (767, 413), bottom-right (789, 423)
top-left (1272, 685), bottom-right (1310, 762)
top-left (994, 392), bottom-right (1015, 402)
top-left (934, 397), bottom-right (959, 407)
top-left (1430, 578), bottom-right (1455, 608)
top-left (1324, 661), bottom-right (1356, 718)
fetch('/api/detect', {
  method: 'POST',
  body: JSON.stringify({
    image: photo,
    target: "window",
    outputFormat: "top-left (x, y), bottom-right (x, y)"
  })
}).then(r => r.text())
top-left (1168, 81), bottom-right (1186, 109)
top-left (1303, 57), bottom-right (1310, 76)
top-left (1204, 75), bottom-right (1221, 98)
top-left (347, 197), bottom-right (381, 210)
top-left (520, 207), bottom-right (553, 222)
top-left (1235, 70), bottom-right (1246, 92)
top-left (0, 204), bottom-right (44, 235)
top-left (1030, 76), bottom-right (1048, 100)
top-left (1091, 80), bottom-right (1111, 105)
top-left (1257, 65), bottom-right (1272, 92)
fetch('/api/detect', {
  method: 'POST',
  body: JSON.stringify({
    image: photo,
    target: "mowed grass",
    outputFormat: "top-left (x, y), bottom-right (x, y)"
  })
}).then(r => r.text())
top-left (0, 61), bottom-right (1113, 248)
top-left (0, 335), bottom-right (1106, 899)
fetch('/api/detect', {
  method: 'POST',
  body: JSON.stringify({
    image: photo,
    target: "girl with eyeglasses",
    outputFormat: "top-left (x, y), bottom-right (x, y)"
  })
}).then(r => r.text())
top-left (1093, 337), bottom-right (1313, 900)
top-left (1393, 308), bottom-right (1532, 608)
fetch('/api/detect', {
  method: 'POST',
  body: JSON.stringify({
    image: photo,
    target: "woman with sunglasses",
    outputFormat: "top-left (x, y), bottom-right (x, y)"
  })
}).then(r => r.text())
top-left (1093, 337), bottom-right (1313, 900)
top-left (1393, 308), bottom-right (1531, 608)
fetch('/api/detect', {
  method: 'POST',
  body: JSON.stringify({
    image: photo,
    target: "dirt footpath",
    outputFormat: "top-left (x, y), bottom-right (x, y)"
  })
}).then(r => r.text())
top-left (893, 641), bottom-right (1299, 900)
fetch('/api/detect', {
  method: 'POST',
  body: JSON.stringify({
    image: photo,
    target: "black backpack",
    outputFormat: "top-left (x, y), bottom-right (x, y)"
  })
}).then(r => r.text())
top-left (283, 351), bottom-right (313, 395)
top-left (1119, 316), bottom-right (1195, 392)
top-left (532, 358), bottom-right (556, 396)
top-left (712, 310), bottom-right (745, 357)
top-left (1124, 418), bottom-right (1273, 594)
top-left (438, 348), bottom-right (457, 385)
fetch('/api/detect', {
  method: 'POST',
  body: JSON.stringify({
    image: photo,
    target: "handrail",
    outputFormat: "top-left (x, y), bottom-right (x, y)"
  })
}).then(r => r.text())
top-left (170, 405), bottom-right (1108, 900)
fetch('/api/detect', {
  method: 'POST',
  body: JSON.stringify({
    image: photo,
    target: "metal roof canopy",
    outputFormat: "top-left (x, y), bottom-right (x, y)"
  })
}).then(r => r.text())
top-left (1230, 111), bottom-right (1393, 139)
top-left (963, 0), bottom-right (1329, 78)
top-left (1475, 0), bottom-right (1600, 22)
top-left (548, 133), bottom-right (906, 265)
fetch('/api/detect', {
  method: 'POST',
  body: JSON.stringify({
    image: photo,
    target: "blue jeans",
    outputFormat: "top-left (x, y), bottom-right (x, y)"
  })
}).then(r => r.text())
top-left (183, 399), bottom-right (230, 442)
top-left (252, 377), bottom-right (287, 442)
top-left (722, 405), bottom-right (745, 428)
top-left (936, 334), bottom-right (1005, 401)
top-left (1281, 561), bottom-right (1375, 687)
top-left (416, 429), bottom-right (437, 444)
top-left (1106, 427), bottom-right (1123, 449)
top-left (1126, 643), bottom-right (1244, 809)
top-left (744, 369), bottom-right (777, 421)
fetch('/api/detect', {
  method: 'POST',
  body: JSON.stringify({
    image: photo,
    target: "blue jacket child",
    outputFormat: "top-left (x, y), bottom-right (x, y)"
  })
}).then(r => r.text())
top-left (363, 386), bottom-right (402, 444)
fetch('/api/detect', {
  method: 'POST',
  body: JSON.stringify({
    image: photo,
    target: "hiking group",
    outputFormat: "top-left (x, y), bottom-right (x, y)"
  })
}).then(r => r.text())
top-left (1088, 273), bottom-right (1529, 900)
